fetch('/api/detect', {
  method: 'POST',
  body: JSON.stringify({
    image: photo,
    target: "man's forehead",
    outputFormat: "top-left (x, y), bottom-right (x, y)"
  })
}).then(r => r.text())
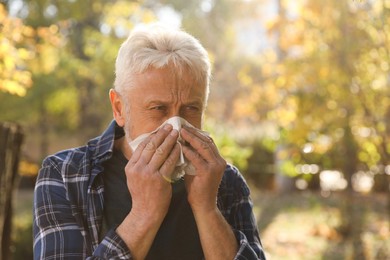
top-left (128, 67), bottom-right (206, 96)
top-left (136, 86), bottom-right (205, 104)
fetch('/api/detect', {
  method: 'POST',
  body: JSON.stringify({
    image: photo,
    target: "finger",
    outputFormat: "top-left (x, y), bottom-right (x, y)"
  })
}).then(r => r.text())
top-left (182, 144), bottom-right (206, 167)
top-left (158, 143), bottom-right (181, 182)
top-left (129, 134), bottom-right (153, 165)
top-left (138, 124), bottom-right (173, 165)
top-left (149, 129), bottom-right (179, 169)
top-left (182, 125), bottom-right (211, 142)
top-left (180, 127), bottom-right (218, 161)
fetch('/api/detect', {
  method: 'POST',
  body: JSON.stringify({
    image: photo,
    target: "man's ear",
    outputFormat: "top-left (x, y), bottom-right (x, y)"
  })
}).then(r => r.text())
top-left (109, 89), bottom-right (125, 127)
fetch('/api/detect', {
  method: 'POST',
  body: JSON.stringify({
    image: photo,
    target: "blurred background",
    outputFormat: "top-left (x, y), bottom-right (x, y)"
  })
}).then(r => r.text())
top-left (0, 0), bottom-right (389, 259)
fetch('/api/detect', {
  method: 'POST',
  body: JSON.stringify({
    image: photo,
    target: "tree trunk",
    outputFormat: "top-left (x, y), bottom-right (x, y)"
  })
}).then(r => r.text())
top-left (71, 20), bottom-right (101, 140)
top-left (0, 122), bottom-right (24, 260)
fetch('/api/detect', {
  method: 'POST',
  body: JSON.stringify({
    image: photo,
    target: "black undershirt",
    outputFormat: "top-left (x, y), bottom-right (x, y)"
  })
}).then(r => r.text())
top-left (102, 149), bottom-right (204, 260)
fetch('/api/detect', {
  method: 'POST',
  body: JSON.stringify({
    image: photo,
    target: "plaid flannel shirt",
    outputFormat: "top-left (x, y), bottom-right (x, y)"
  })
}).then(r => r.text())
top-left (33, 120), bottom-right (266, 259)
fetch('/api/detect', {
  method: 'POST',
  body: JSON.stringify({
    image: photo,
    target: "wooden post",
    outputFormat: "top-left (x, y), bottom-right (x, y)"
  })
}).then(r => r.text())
top-left (0, 122), bottom-right (24, 260)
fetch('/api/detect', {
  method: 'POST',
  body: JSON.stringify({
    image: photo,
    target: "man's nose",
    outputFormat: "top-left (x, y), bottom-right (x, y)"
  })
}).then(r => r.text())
top-left (166, 107), bottom-right (182, 120)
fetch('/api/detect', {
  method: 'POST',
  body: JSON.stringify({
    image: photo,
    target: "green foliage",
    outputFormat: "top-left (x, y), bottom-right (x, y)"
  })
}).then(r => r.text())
top-left (2, 0), bottom-right (389, 190)
top-left (1, 0), bottom-right (157, 159)
top-left (0, 4), bottom-right (34, 96)
top-left (233, 0), bottom-right (390, 183)
top-left (280, 160), bottom-right (296, 177)
top-left (245, 140), bottom-right (275, 189)
top-left (204, 119), bottom-right (252, 172)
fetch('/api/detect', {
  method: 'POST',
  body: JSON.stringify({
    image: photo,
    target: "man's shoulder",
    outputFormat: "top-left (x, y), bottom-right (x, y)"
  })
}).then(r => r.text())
top-left (222, 164), bottom-right (244, 182)
top-left (217, 164), bottom-right (252, 215)
top-left (41, 121), bottom-right (117, 174)
top-left (220, 164), bottom-right (250, 196)
top-left (41, 145), bottom-right (92, 173)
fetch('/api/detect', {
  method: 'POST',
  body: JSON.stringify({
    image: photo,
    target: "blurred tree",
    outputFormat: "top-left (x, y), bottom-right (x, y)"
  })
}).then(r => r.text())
top-left (2, 0), bottom-right (388, 194)
top-left (0, 4), bottom-right (34, 96)
top-left (20, 0), bottom-right (154, 139)
top-left (1, 0), bottom-right (155, 159)
top-left (157, 0), bottom-right (262, 122)
top-left (236, 0), bottom-right (389, 190)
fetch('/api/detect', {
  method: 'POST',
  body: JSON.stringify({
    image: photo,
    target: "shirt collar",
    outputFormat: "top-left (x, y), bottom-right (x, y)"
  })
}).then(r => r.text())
top-left (88, 120), bottom-right (125, 162)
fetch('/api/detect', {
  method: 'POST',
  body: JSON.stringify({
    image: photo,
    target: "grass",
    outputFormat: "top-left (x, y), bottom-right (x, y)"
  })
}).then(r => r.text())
top-left (8, 188), bottom-right (390, 260)
top-left (253, 190), bottom-right (390, 260)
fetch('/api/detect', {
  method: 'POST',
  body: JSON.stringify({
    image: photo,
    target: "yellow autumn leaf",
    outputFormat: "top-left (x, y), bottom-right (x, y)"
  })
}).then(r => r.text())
top-left (36, 45), bottom-right (59, 74)
top-left (0, 79), bottom-right (27, 96)
top-left (3, 55), bottom-right (16, 70)
top-left (18, 48), bottom-right (33, 60)
top-left (22, 25), bottom-right (35, 37)
top-left (13, 70), bottom-right (32, 86)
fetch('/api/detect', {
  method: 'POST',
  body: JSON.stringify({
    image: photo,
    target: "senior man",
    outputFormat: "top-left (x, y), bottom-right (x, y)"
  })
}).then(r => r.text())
top-left (33, 24), bottom-right (266, 260)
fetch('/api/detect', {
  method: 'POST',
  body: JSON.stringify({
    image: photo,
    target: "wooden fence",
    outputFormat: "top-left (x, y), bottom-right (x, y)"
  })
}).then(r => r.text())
top-left (0, 122), bottom-right (24, 260)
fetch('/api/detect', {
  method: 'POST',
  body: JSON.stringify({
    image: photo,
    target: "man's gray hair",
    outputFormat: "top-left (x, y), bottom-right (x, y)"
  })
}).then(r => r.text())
top-left (114, 23), bottom-right (211, 101)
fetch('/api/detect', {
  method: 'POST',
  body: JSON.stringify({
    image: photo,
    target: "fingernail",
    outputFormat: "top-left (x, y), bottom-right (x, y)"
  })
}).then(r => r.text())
top-left (164, 124), bottom-right (172, 131)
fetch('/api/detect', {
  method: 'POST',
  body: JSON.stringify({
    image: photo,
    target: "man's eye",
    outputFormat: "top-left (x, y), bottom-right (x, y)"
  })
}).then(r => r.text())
top-left (152, 106), bottom-right (166, 111)
top-left (186, 106), bottom-right (199, 111)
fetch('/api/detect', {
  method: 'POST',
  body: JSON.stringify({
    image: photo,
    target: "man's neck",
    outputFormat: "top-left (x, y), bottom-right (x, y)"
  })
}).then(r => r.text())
top-left (114, 137), bottom-right (133, 160)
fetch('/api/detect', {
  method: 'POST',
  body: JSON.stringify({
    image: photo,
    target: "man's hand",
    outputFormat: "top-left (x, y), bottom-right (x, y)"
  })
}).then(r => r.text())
top-left (125, 123), bottom-right (180, 220)
top-left (117, 124), bottom-right (180, 260)
top-left (180, 126), bottom-right (227, 214)
top-left (180, 126), bottom-right (238, 259)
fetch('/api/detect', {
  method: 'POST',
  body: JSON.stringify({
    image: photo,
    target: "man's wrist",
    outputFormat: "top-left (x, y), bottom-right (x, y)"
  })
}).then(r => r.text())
top-left (116, 210), bottom-right (165, 260)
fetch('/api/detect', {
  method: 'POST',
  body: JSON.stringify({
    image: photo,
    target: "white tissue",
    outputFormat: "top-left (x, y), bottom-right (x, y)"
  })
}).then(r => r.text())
top-left (129, 116), bottom-right (208, 181)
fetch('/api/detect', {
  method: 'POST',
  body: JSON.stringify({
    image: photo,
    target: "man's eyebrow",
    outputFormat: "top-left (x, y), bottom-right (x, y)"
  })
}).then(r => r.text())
top-left (144, 98), bottom-right (204, 106)
top-left (144, 98), bottom-right (170, 105)
top-left (184, 100), bottom-right (204, 107)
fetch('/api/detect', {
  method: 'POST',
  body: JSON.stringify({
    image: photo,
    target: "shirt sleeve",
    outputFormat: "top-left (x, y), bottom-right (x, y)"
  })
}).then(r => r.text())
top-left (33, 157), bottom-right (132, 260)
top-left (219, 166), bottom-right (267, 260)
top-left (89, 228), bottom-right (131, 259)
top-left (231, 197), bottom-right (266, 260)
